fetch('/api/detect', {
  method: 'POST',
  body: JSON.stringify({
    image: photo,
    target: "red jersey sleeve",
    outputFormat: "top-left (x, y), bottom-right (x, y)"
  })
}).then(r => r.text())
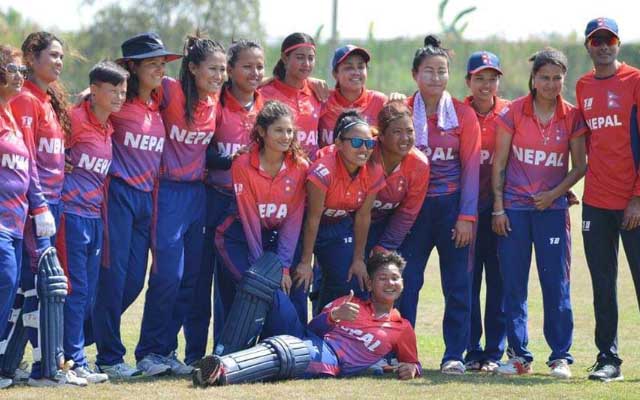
top-left (11, 95), bottom-right (45, 213)
top-left (307, 160), bottom-right (333, 193)
top-left (568, 107), bottom-right (588, 139)
top-left (392, 319), bottom-right (422, 375)
top-left (496, 104), bottom-right (516, 135)
top-left (275, 161), bottom-right (308, 272)
top-left (231, 157), bottom-right (265, 266)
top-left (458, 106), bottom-right (481, 222)
top-left (377, 154), bottom-right (430, 251)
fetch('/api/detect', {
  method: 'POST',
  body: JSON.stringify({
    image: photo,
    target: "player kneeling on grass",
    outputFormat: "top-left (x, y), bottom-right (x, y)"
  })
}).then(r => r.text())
top-left (192, 251), bottom-right (421, 387)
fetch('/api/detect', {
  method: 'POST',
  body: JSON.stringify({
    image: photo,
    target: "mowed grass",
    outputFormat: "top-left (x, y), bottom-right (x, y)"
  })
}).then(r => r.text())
top-left (6, 183), bottom-right (640, 399)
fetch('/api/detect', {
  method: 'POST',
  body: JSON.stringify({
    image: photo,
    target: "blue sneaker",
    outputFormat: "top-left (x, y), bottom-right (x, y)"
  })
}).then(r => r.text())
top-left (137, 354), bottom-right (171, 377)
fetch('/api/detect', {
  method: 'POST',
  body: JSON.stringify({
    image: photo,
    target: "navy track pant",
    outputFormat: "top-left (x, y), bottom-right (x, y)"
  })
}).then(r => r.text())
top-left (398, 192), bottom-right (473, 364)
top-left (498, 208), bottom-right (573, 364)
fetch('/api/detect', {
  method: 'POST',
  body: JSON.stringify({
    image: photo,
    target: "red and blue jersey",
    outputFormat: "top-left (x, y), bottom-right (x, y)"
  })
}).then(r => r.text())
top-left (206, 88), bottom-right (264, 190)
top-left (576, 63), bottom-right (640, 210)
top-left (408, 95), bottom-right (481, 221)
top-left (496, 94), bottom-right (587, 210)
top-left (108, 94), bottom-right (165, 192)
top-left (464, 96), bottom-right (511, 212)
top-left (10, 80), bottom-right (65, 203)
top-left (370, 147), bottom-right (429, 251)
top-left (0, 105), bottom-right (47, 237)
top-left (307, 295), bottom-right (421, 377)
top-left (159, 77), bottom-right (216, 182)
top-left (61, 99), bottom-right (113, 218)
top-left (230, 147), bottom-right (308, 272)
top-left (319, 88), bottom-right (387, 147)
top-left (307, 149), bottom-right (385, 223)
top-left (260, 79), bottom-right (321, 159)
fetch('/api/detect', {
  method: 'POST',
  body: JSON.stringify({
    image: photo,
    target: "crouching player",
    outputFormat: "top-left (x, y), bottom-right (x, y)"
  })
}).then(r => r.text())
top-left (192, 251), bottom-right (421, 387)
top-left (57, 61), bottom-right (128, 383)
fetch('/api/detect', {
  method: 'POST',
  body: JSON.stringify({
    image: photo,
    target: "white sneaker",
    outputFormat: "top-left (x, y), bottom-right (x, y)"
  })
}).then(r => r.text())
top-left (13, 361), bottom-right (30, 383)
top-left (27, 369), bottom-right (88, 387)
top-left (74, 366), bottom-right (109, 384)
top-left (96, 362), bottom-right (141, 379)
top-left (0, 377), bottom-right (12, 389)
top-left (549, 359), bottom-right (572, 379)
top-left (137, 354), bottom-right (171, 377)
top-left (163, 352), bottom-right (193, 376)
top-left (496, 357), bottom-right (532, 375)
top-left (440, 360), bottom-right (465, 375)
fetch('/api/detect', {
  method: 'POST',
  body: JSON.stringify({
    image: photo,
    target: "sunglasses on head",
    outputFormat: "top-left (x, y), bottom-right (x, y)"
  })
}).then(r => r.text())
top-left (5, 63), bottom-right (27, 75)
top-left (341, 136), bottom-right (376, 149)
top-left (588, 36), bottom-right (619, 47)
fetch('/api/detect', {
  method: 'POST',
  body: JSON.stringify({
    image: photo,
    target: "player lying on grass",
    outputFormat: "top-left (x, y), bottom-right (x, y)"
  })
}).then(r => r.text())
top-left (192, 251), bottom-right (421, 387)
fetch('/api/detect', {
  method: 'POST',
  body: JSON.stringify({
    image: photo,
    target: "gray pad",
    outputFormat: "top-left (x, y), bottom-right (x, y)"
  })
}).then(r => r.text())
top-left (219, 335), bottom-right (311, 385)
top-left (36, 247), bottom-right (68, 379)
top-left (0, 291), bottom-right (29, 378)
top-left (214, 252), bottom-right (282, 356)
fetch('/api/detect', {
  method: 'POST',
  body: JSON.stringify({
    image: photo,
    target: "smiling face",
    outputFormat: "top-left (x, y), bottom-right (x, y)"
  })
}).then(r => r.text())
top-left (0, 57), bottom-right (25, 101)
top-left (91, 80), bottom-right (127, 114)
top-left (333, 53), bottom-right (368, 93)
top-left (466, 69), bottom-right (500, 103)
top-left (133, 56), bottom-right (167, 91)
top-left (28, 39), bottom-right (63, 85)
top-left (336, 123), bottom-right (375, 170)
top-left (368, 263), bottom-right (404, 305)
top-left (283, 46), bottom-right (315, 82)
top-left (379, 115), bottom-right (415, 159)
top-left (190, 51), bottom-right (226, 98)
top-left (260, 115), bottom-right (295, 154)
top-left (413, 55), bottom-right (449, 99)
top-left (586, 31), bottom-right (620, 68)
top-left (532, 63), bottom-right (565, 102)
top-left (229, 47), bottom-right (265, 95)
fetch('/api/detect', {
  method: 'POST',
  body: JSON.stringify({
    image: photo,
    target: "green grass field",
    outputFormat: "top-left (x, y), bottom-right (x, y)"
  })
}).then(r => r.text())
top-left (5, 183), bottom-right (640, 399)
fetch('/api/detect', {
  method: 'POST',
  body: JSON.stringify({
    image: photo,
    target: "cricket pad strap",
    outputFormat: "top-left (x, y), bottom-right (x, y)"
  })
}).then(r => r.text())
top-left (214, 252), bottom-right (282, 356)
top-left (220, 335), bottom-right (311, 385)
top-left (36, 247), bottom-right (68, 379)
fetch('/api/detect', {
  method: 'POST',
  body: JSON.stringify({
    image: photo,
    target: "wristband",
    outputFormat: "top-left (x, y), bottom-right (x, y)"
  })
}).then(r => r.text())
top-left (491, 210), bottom-right (506, 216)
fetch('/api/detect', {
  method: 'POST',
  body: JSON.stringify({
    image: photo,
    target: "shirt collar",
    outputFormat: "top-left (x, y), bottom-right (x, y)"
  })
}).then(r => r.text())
top-left (523, 93), bottom-right (569, 119)
top-left (23, 80), bottom-right (50, 102)
top-left (223, 86), bottom-right (264, 113)
top-left (362, 299), bottom-right (403, 322)
top-left (249, 144), bottom-right (293, 176)
top-left (270, 78), bottom-right (313, 98)
top-left (333, 87), bottom-right (370, 109)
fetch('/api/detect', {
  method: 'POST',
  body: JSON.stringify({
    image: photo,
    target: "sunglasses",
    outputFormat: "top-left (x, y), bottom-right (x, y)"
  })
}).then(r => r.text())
top-left (588, 36), bottom-right (619, 47)
top-left (341, 136), bottom-right (376, 149)
top-left (5, 63), bottom-right (28, 75)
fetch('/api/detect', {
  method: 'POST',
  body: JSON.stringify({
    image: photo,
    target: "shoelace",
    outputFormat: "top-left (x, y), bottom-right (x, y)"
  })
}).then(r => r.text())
top-left (586, 361), bottom-right (602, 372)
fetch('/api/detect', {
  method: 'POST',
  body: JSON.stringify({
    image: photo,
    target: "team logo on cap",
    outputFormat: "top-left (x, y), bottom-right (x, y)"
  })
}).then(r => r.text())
top-left (482, 53), bottom-right (490, 65)
top-left (607, 91), bottom-right (620, 109)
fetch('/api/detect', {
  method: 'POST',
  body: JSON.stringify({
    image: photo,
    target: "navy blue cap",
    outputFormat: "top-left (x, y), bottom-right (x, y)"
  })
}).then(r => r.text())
top-left (117, 32), bottom-right (182, 62)
top-left (585, 17), bottom-right (619, 39)
top-left (331, 45), bottom-right (370, 70)
top-left (467, 51), bottom-right (502, 75)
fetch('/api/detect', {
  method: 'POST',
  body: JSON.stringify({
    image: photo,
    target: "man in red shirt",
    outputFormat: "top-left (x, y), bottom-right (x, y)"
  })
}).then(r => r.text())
top-left (576, 17), bottom-right (640, 382)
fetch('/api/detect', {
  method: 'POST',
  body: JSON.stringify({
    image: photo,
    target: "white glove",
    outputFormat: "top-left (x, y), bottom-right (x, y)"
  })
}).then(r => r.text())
top-left (34, 210), bottom-right (56, 238)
